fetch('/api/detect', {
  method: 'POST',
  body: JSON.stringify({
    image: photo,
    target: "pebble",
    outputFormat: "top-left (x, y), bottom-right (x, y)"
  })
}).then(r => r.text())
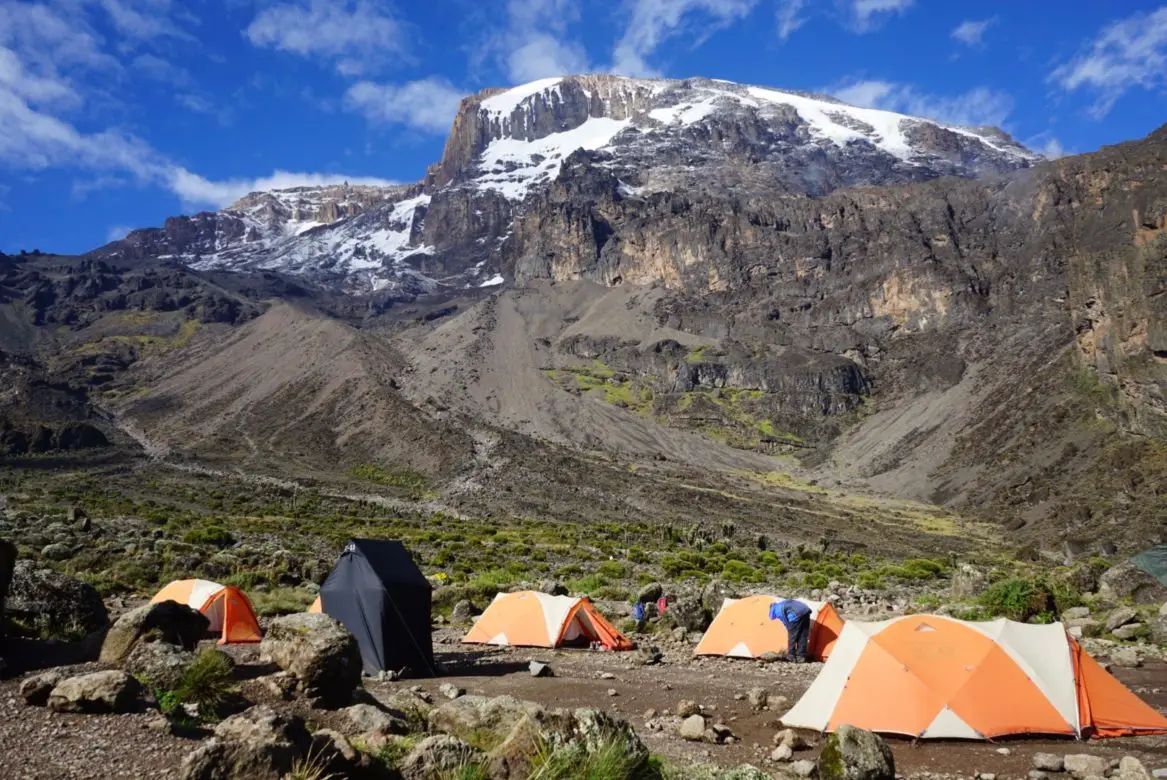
top-left (607, 689), bottom-right (618, 697)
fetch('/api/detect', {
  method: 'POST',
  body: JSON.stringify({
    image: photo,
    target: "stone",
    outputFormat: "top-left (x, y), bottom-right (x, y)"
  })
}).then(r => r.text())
top-left (710, 723), bottom-right (735, 743)
top-left (701, 580), bottom-right (735, 612)
top-left (7, 561), bottom-right (108, 641)
top-left (99, 601), bottom-right (209, 663)
top-left (1030, 772), bottom-right (1051, 780)
top-left (439, 683), bottom-right (465, 700)
top-left (759, 650), bottom-right (786, 664)
top-left (817, 724), bottom-right (896, 780)
top-left (125, 641), bottom-right (196, 690)
top-left (539, 580), bottom-right (568, 596)
top-left (428, 694), bottom-right (543, 749)
top-left (1106, 606), bottom-right (1140, 632)
top-left (308, 729), bottom-right (367, 777)
top-left (179, 705), bottom-right (313, 780)
top-left (1064, 755), bottom-right (1110, 780)
top-left (997, 748), bottom-right (1012, 756)
top-left (529, 660), bottom-right (552, 677)
top-left (637, 645), bottom-right (663, 665)
top-left (747, 687), bottom-right (768, 711)
top-left (258, 671), bottom-right (297, 701)
top-left (772, 745), bottom-right (794, 762)
top-left (1063, 607), bottom-right (1091, 620)
top-left (485, 713), bottom-right (545, 780)
top-left (1161, 602), bottom-right (1167, 617)
top-left (0, 539), bottom-right (14, 630)
top-left (450, 599), bottom-right (476, 622)
top-left (792, 759), bottom-right (819, 778)
top-left (1150, 616), bottom-right (1167, 646)
top-left (774, 728), bottom-right (806, 750)
top-left (401, 735), bottom-right (480, 780)
top-left (1099, 562), bottom-right (1167, 604)
top-left (49, 671), bottom-right (142, 713)
top-left (950, 564), bottom-right (989, 598)
top-left (636, 582), bottom-right (664, 604)
top-left (1033, 753), bottom-right (1065, 772)
top-left (259, 612), bottom-right (361, 708)
top-left (1110, 647), bottom-right (1141, 668)
top-left (669, 595), bottom-right (711, 633)
top-left (19, 671), bottom-right (62, 706)
top-left (675, 699), bottom-right (699, 717)
top-left (1065, 618), bottom-right (1103, 638)
top-left (40, 543), bottom-right (73, 561)
top-left (1112, 623), bottom-right (1145, 641)
top-left (679, 714), bottom-right (707, 741)
top-left (1118, 757), bottom-right (1151, 780)
top-left (340, 703), bottom-right (409, 736)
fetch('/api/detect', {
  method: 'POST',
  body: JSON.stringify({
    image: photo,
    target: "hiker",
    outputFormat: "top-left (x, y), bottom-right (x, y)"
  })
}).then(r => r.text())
top-left (771, 598), bottom-right (811, 662)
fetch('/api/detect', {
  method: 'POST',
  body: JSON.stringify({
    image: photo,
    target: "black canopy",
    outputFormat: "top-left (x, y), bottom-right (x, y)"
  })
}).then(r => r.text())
top-left (318, 538), bottom-right (435, 676)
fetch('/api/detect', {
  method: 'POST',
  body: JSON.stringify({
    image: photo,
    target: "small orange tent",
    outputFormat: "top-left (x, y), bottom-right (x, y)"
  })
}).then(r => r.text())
top-left (151, 579), bottom-right (263, 644)
top-left (695, 595), bottom-right (844, 661)
top-left (462, 591), bottom-right (632, 650)
top-left (782, 614), bottom-right (1167, 739)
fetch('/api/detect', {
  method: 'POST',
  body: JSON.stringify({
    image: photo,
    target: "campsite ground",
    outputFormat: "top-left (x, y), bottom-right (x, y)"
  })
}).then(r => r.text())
top-left (0, 626), bottom-right (1164, 779)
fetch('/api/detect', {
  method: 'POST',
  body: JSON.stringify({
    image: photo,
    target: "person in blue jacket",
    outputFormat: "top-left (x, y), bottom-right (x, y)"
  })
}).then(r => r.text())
top-left (770, 598), bottom-right (812, 662)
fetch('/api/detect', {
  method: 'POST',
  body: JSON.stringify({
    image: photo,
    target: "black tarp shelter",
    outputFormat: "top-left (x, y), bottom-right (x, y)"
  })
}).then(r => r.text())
top-left (317, 538), bottom-right (435, 676)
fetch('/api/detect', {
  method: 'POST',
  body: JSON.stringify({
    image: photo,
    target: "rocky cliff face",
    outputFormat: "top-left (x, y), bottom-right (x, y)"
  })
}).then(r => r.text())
top-left (91, 74), bottom-right (1038, 295)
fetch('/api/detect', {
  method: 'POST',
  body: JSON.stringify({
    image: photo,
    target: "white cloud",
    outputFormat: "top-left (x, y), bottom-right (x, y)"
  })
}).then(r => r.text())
top-left (830, 78), bottom-right (1015, 128)
top-left (1050, 7), bottom-right (1167, 118)
top-left (849, 0), bottom-right (913, 32)
top-left (612, 0), bottom-right (758, 77)
top-left (95, 0), bottom-right (193, 41)
top-left (477, 0), bottom-right (593, 84)
top-left (132, 53), bottom-right (192, 86)
top-left (343, 77), bottom-right (465, 133)
top-left (245, 0), bottom-right (409, 75)
top-left (167, 169), bottom-right (398, 209)
top-left (106, 224), bottom-right (133, 241)
top-left (951, 17), bottom-right (995, 48)
top-left (0, 47), bottom-right (80, 108)
top-left (507, 31), bottom-right (590, 83)
top-left (776, 0), bottom-right (807, 41)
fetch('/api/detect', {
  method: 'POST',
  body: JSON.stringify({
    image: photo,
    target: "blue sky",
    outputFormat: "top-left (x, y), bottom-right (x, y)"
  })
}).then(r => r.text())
top-left (3, 0), bottom-right (1167, 255)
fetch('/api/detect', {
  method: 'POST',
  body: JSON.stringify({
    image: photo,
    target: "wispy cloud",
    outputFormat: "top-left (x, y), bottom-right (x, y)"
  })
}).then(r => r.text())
top-left (1025, 132), bottom-right (1069, 160)
top-left (106, 224), bottom-right (133, 242)
top-left (1050, 7), bottom-right (1167, 118)
top-left (848, 0), bottom-right (914, 32)
top-left (776, 0), bottom-right (807, 41)
top-left (951, 17), bottom-right (996, 48)
top-left (245, 0), bottom-right (410, 75)
top-left (612, 0), bottom-right (759, 77)
top-left (830, 78), bottom-right (1015, 128)
top-left (343, 77), bottom-right (466, 133)
top-left (473, 0), bottom-right (592, 84)
top-left (167, 170), bottom-right (398, 209)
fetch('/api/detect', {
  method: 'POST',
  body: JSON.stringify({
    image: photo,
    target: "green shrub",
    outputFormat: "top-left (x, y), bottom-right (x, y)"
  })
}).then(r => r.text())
top-left (164, 648), bottom-right (236, 721)
top-left (182, 525), bottom-right (234, 547)
top-left (979, 577), bottom-right (1056, 622)
top-left (528, 728), bottom-right (661, 780)
top-left (251, 587), bottom-right (314, 617)
top-left (597, 561), bottom-right (626, 579)
top-left (721, 560), bottom-right (763, 584)
top-left (856, 571), bottom-right (884, 590)
top-left (568, 574), bottom-right (610, 595)
top-left (803, 573), bottom-right (829, 590)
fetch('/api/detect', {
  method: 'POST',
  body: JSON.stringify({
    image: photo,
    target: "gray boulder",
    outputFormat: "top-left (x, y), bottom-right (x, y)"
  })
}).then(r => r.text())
top-left (1106, 606), bottom-right (1139, 632)
top-left (125, 641), bottom-right (196, 690)
top-left (428, 694), bottom-right (543, 749)
top-left (1064, 754), bottom-right (1110, 780)
top-left (259, 613), bottom-right (361, 708)
top-left (179, 705), bottom-right (313, 780)
top-left (40, 543), bottom-right (74, 561)
top-left (20, 671), bottom-right (62, 706)
top-left (1118, 757), bottom-right (1151, 780)
top-left (49, 670), bottom-right (142, 713)
top-left (1149, 616), bottom-right (1167, 646)
top-left (1064, 617), bottom-right (1102, 638)
top-left (1112, 623), bottom-right (1145, 641)
top-left (636, 582), bottom-right (663, 604)
top-left (99, 600), bottom-right (209, 663)
top-left (339, 702), bottom-right (409, 736)
top-left (6, 561), bottom-right (108, 641)
top-left (701, 579), bottom-right (735, 612)
top-left (679, 713), bottom-right (707, 741)
top-left (539, 580), bottom-right (568, 596)
top-left (669, 594), bottom-right (711, 632)
top-left (400, 735), bottom-right (481, 780)
top-left (1032, 753), bottom-right (1065, 772)
top-left (817, 724), bottom-right (896, 780)
top-left (450, 599), bottom-right (476, 622)
top-left (950, 564), bottom-right (989, 598)
top-left (1099, 562), bottom-right (1167, 604)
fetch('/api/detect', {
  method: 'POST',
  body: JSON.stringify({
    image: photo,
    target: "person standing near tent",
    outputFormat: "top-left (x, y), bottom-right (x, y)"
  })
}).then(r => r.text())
top-left (770, 598), bottom-right (811, 662)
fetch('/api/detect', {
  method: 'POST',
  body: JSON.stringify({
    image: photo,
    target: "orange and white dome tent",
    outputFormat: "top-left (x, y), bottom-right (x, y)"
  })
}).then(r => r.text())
top-left (695, 595), bottom-right (844, 661)
top-left (781, 614), bottom-right (1167, 739)
top-left (462, 591), bottom-right (633, 650)
top-left (150, 579), bottom-right (263, 644)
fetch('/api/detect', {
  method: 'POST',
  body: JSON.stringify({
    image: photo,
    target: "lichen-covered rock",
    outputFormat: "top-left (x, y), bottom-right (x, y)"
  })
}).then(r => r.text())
top-left (99, 600), bottom-right (208, 663)
top-left (816, 724), bottom-right (895, 780)
top-left (125, 641), bottom-right (196, 690)
top-left (428, 694), bottom-right (543, 750)
top-left (49, 670), bottom-right (142, 713)
top-left (259, 613), bottom-right (361, 708)
top-left (19, 671), bottom-right (62, 706)
top-left (1064, 754), bottom-right (1110, 780)
top-left (400, 735), bottom-right (481, 780)
top-left (339, 703), bottom-right (409, 737)
top-left (179, 705), bottom-right (313, 780)
top-left (1099, 562), bottom-right (1167, 604)
top-left (6, 561), bottom-right (108, 641)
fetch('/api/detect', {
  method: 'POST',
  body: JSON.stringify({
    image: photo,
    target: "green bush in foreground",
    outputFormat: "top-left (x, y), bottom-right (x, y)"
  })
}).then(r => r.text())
top-left (979, 577), bottom-right (1056, 622)
top-left (159, 648), bottom-right (236, 721)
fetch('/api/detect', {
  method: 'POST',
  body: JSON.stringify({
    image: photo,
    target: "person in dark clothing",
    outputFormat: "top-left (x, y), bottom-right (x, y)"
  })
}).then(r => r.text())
top-left (771, 598), bottom-right (812, 662)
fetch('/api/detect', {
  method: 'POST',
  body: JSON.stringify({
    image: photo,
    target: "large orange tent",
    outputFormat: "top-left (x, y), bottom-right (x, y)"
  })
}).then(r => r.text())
top-left (151, 579), bottom-right (263, 644)
top-left (781, 614), bottom-right (1167, 739)
top-left (695, 595), bottom-right (844, 661)
top-left (462, 591), bottom-right (633, 650)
